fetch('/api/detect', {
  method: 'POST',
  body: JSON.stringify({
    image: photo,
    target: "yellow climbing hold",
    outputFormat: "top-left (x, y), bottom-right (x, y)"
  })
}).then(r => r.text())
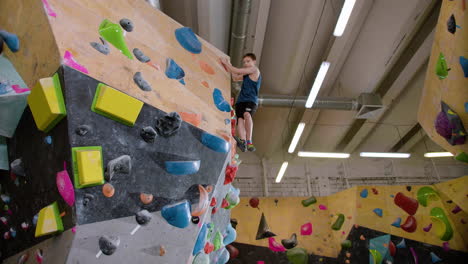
top-left (28, 73), bottom-right (66, 132)
top-left (91, 83), bottom-right (143, 126)
top-left (35, 202), bottom-right (64, 237)
top-left (72, 146), bottom-right (104, 188)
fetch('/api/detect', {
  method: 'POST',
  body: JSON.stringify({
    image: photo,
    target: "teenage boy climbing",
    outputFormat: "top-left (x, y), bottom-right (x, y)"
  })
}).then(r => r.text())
top-left (221, 53), bottom-right (261, 152)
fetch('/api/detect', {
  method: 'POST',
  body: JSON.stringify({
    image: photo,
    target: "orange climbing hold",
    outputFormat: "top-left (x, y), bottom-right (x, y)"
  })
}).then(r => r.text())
top-left (199, 60), bottom-right (215, 75)
top-left (102, 183), bottom-right (115, 197)
top-left (201, 81), bottom-right (209, 88)
top-left (206, 185), bottom-right (213, 193)
top-left (179, 112), bottom-right (202, 127)
top-left (140, 193), bottom-right (153, 204)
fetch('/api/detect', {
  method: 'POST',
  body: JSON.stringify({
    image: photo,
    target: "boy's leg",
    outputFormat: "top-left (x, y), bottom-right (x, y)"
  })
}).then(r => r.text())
top-left (243, 112), bottom-right (253, 141)
top-left (236, 117), bottom-right (246, 140)
top-left (234, 103), bottom-right (247, 152)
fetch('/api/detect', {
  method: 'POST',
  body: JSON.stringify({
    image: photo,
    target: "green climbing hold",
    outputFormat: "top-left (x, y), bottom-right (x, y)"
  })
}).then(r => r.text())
top-left (213, 231), bottom-right (224, 251)
top-left (455, 152), bottom-right (468, 163)
top-left (99, 19), bottom-right (133, 59)
top-left (417, 186), bottom-right (439, 207)
top-left (436, 52), bottom-right (449, 79)
top-left (301, 196), bottom-right (317, 207)
top-left (331, 214), bottom-right (345, 230)
top-left (430, 207), bottom-right (453, 241)
top-left (369, 249), bottom-right (383, 264)
top-left (286, 248), bottom-right (309, 264)
top-left (341, 240), bottom-right (352, 249)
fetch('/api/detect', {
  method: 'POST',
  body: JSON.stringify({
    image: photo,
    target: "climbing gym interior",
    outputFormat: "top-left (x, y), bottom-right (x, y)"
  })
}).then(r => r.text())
top-left (0, 0), bottom-right (467, 263)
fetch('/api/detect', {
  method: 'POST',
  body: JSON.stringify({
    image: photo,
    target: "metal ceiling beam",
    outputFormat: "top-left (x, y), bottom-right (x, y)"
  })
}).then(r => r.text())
top-left (258, 96), bottom-right (359, 110)
top-left (335, 0), bottom-right (441, 152)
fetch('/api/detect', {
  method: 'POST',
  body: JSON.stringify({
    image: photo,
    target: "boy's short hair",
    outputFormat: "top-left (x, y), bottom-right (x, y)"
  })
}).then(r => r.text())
top-left (243, 53), bottom-right (256, 61)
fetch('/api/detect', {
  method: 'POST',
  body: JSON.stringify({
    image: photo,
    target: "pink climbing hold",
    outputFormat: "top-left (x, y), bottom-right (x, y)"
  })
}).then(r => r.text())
top-left (319, 204), bottom-right (327, 210)
top-left (442, 241), bottom-right (450, 252)
top-left (268, 237), bottom-right (286, 252)
top-left (300, 222), bottom-right (313, 236)
top-left (71, 226), bottom-right (76, 234)
top-left (42, 0), bottom-right (57, 17)
top-left (56, 162), bottom-right (75, 207)
top-left (257, 262), bottom-right (265, 264)
top-left (63, 50), bottom-right (89, 74)
top-left (11, 85), bottom-right (30, 94)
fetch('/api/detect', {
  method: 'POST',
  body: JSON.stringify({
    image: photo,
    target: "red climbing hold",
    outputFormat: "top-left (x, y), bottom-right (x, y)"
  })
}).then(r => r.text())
top-left (401, 215), bottom-right (417, 233)
top-left (249, 197), bottom-right (260, 209)
top-left (394, 192), bottom-right (419, 215)
top-left (372, 188), bottom-right (379, 195)
top-left (224, 165), bottom-right (238, 185)
top-left (221, 199), bottom-right (229, 209)
top-left (204, 242), bottom-right (214, 254)
top-left (226, 244), bottom-right (239, 259)
top-left (389, 241), bottom-right (396, 256)
top-left (212, 207), bottom-right (218, 215)
top-left (210, 197), bottom-right (217, 207)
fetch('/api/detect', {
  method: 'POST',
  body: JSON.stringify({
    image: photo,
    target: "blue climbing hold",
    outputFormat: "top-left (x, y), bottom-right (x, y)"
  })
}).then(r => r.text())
top-left (396, 239), bottom-right (406, 249)
top-left (213, 88), bottom-right (231, 112)
top-left (161, 200), bottom-right (191, 229)
top-left (165, 58), bottom-right (185, 83)
top-left (0, 30), bottom-right (19, 52)
top-left (223, 223), bottom-right (237, 246)
top-left (201, 132), bottom-right (229, 153)
top-left (430, 252), bottom-right (442, 263)
top-left (373, 208), bottom-right (383, 217)
top-left (360, 189), bottom-right (368, 198)
top-left (216, 247), bottom-right (230, 264)
top-left (44, 136), bottom-right (52, 145)
top-left (391, 217), bottom-right (402, 228)
top-left (460, 56), bottom-right (468, 78)
top-left (165, 160), bottom-right (200, 175)
top-left (179, 79), bottom-right (185, 85)
top-left (465, 102), bottom-right (468, 113)
top-left (225, 119), bottom-right (231, 125)
top-left (175, 27), bottom-right (202, 54)
top-left (193, 223), bottom-right (208, 255)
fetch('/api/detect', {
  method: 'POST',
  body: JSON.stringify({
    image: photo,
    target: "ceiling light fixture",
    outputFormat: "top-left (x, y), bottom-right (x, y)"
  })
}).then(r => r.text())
top-left (424, 152), bottom-right (454, 158)
top-left (360, 152), bottom-right (411, 158)
top-left (288, 123), bottom-right (306, 153)
top-left (298, 151), bottom-right (350, 158)
top-left (333, 0), bottom-right (356, 37)
top-left (275, 161), bottom-right (289, 183)
top-left (305, 61), bottom-right (330, 108)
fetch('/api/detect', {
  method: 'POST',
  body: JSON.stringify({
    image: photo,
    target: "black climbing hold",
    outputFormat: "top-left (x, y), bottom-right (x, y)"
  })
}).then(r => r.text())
top-left (446, 200), bottom-right (453, 204)
top-left (447, 14), bottom-right (456, 34)
top-left (133, 48), bottom-right (151, 63)
top-left (140, 126), bottom-right (157, 143)
top-left (135, 210), bottom-right (152, 225)
top-left (230, 218), bottom-right (238, 229)
top-left (155, 112), bottom-right (182, 137)
top-left (83, 194), bottom-right (95, 206)
top-left (191, 216), bottom-right (200, 224)
top-left (281, 233), bottom-right (298, 249)
top-left (256, 213), bottom-right (276, 240)
top-left (75, 125), bottom-right (91, 136)
top-left (99, 235), bottom-right (120, 255)
top-left (0, 36), bottom-right (3, 54)
top-left (105, 155), bottom-right (131, 181)
top-left (90, 37), bottom-right (110, 55)
top-left (11, 158), bottom-right (25, 176)
top-left (406, 186), bottom-right (412, 192)
top-left (274, 199), bottom-right (279, 206)
top-left (120, 18), bottom-right (134, 32)
top-left (133, 72), bottom-right (152, 91)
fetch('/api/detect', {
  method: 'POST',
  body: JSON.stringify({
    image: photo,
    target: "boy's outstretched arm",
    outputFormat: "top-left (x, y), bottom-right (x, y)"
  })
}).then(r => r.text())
top-left (220, 57), bottom-right (257, 75)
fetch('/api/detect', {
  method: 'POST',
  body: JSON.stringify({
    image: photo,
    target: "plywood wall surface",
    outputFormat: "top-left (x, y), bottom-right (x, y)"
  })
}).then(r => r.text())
top-left (418, 0), bottom-right (468, 154)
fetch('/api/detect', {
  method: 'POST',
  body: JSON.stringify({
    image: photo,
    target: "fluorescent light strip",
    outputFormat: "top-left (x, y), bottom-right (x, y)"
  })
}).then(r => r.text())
top-left (275, 162), bottom-right (289, 183)
top-left (288, 123), bottom-right (306, 153)
top-left (424, 152), bottom-right (454, 158)
top-left (333, 0), bottom-right (356, 37)
top-left (305, 61), bottom-right (330, 108)
top-left (298, 151), bottom-right (350, 158)
top-left (360, 152), bottom-right (411, 158)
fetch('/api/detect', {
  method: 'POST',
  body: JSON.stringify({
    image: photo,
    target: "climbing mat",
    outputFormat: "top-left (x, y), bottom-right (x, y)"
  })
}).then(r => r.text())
top-left (418, 0), bottom-right (468, 157)
top-left (0, 0), bottom-right (238, 262)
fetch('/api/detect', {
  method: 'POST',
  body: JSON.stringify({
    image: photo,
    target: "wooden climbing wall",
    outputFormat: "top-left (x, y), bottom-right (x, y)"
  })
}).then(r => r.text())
top-left (0, 0), bottom-right (231, 137)
top-left (418, 0), bottom-right (468, 155)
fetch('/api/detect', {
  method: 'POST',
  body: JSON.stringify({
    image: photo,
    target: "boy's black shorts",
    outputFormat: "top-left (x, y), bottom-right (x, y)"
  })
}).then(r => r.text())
top-left (235, 102), bottom-right (258, 119)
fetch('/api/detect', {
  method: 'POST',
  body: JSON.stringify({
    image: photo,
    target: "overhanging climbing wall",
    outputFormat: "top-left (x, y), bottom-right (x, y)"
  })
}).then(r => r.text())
top-left (0, 0), bottom-right (239, 263)
top-left (231, 176), bottom-right (468, 263)
top-left (418, 0), bottom-right (468, 160)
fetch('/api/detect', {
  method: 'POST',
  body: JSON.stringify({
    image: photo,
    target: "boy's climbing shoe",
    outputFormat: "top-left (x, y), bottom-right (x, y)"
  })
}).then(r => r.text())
top-left (233, 136), bottom-right (247, 152)
top-left (247, 143), bottom-right (256, 152)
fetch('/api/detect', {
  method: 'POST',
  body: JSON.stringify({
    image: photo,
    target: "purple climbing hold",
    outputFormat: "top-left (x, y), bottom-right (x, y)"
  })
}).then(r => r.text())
top-left (175, 27), bottom-right (202, 54)
top-left (423, 223), bottom-right (432, 232)
top-left (452, 205), bottom-right (462, 214)
top-left (442, 241), bottom-right (450, 252)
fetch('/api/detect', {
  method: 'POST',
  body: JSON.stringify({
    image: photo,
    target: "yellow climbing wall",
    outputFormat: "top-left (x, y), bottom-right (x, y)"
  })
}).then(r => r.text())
top-left (232, 177), bottom-right (468, 257)
top-left (418, 0), bottom-right (468, 155)
top-left (0, 0), bottom-right (231, 137)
